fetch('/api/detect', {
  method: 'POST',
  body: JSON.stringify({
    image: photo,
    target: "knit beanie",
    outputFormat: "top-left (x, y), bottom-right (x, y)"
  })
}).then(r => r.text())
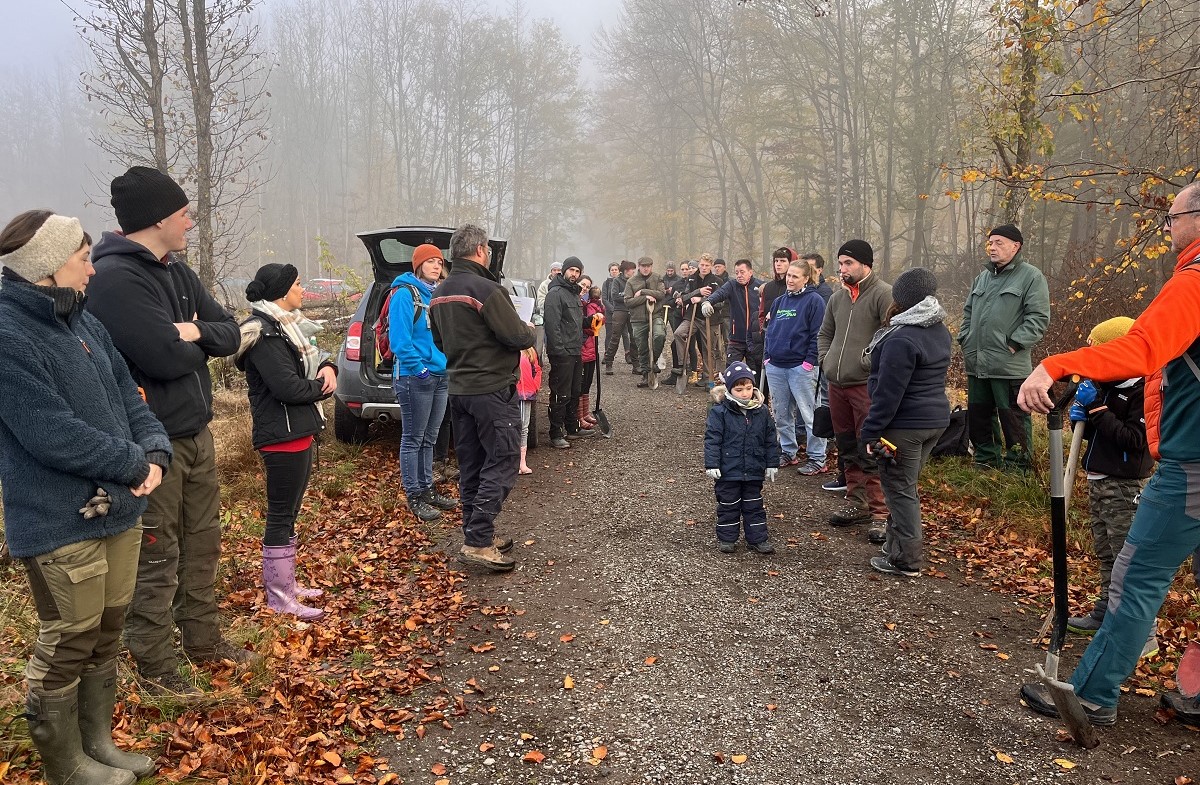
top-left (547, 261), bottom-right (562, 275)
top-left (246, 263), bottom-right (298, 303)
top-left (989, 224), bottom-right (1024, 245)
top-left (891, 267), bottom-right (938, 310)
top-left (110, 166), bottom-right (189, 234)
top-left (0, 214), bottom-right (84, 284)
top-left (412, 244), bottom-right (444, 276)
top-left (1088, 316), bottom-right (1135, 346)
top-left (721, 360), bottom-right (755, 387)
top-left (837, 239), bottom-right (874, 267)
top-left (562, 256), bottom-right (584, 275)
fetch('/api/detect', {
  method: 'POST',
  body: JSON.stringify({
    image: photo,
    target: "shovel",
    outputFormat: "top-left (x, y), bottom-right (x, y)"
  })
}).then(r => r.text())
top-left (592, 357), bottom-right (612, 437)
top-left (1034, 376), bottom-right (1100, 749)
top-left (677, 303), bottom-right (698, 395)
top-left (646, 300), bottom-right (660, 390)
top-left (1064, 419), bottom-right (1085, 511)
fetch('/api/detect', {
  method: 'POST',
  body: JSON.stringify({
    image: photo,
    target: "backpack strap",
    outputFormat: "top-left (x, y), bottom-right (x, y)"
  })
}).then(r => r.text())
top-left (398, 283), bottom-right (426, 326)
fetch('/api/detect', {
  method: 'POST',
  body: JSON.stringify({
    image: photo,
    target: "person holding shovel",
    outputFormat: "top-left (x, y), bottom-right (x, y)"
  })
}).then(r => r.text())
top-left (1017, 180), bottom-right (1200, 727)
top-left (624, 256), bottom-right (666, 389)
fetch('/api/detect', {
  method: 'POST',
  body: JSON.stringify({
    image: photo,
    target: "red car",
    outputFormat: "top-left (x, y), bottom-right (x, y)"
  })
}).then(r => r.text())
top-left (302, 278), bottom-right (362, 303)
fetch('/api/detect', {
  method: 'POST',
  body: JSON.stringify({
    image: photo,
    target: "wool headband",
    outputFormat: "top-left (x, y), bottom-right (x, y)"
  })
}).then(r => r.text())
top-left (0, 215), bottom-right (85, 284)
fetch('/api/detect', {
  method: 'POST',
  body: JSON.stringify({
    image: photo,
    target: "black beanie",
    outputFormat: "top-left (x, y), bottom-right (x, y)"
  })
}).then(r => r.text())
top-left (892, 267), bottom-right (938, 310)
top-left (837, 239), bottom-right (874, 267)
top-left (989, 224), bottom-right (1023, 244)
top-left (562, 256), bottom-right (584, 274)
top-left (110, 166), bottom-right (189, 234)
top-left (246, 263), bottom-right (298, 303)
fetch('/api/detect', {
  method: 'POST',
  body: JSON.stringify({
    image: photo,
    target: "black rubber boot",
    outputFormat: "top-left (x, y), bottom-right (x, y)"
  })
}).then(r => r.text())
top-left (26, 686), bottom-right (135, 785)
top-left (78, 662), bottom-right (156, 778)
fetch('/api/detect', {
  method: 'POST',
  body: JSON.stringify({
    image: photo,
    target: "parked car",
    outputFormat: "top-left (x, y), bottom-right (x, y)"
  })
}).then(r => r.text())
top-left (332, 227), bottom-right (537, 447)
top-left (304, 278), bottom-right (362, 303)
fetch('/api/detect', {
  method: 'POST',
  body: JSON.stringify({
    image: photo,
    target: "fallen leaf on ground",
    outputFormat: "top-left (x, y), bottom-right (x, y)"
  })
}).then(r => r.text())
top-left (479, 742), bottom-right (495, 752)
top-left (432, 763), bottom-right (447, 775)
top-left (470, 642), bottom-right (495, 653)
top-left (599, 619), bottom-right (611, 625)
top-left (593, 746), bottom-right (608, 760)
top-left (1053, 758), bottom-right (1077, 770)
top-left (731, 754), bottom-right (748, 764)
top-left (564, 676), bottom-right (575, 689)
top-left (560, 634), bottom-right (575, 643)
top-left (435, 780), bottom-right (450, 785)
top-left (885, 622), bottom-right (897, 631)
top-left (322, 751), bottom-right (343, 767)
top-left (995, 752), bottom-right (1013, 764)
top-left (766, 704), bottom-right (777, 711)
top-left (522, 750), bottom-right (546, 764)
top-left (520, 733), bottom-right (534, 740)
top-left (644, 656), bottom-right (657, 665)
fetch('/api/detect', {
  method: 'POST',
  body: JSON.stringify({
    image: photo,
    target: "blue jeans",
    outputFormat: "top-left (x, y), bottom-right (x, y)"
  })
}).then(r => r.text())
top-left (764, 362), bottom-right (825, 462)
top-left (393, 373), bottom-right (448, 497)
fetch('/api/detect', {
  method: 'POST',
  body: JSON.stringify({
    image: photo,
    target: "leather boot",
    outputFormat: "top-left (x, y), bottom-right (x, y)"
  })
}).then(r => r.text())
top-left (288, 535), bottom-right (324, 599)
top-left (78, 662), bottom-right (156, 778)
top-left (263, 544), bottom-right (325, 620)
top-left (26, 685), bottom-right (135, 785)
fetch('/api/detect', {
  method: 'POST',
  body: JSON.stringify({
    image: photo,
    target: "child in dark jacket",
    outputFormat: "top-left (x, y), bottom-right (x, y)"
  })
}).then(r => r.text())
top-left (704, 361), bottom-right (781, 553)
top-left (1065, 317), bottom-right (1157, 658)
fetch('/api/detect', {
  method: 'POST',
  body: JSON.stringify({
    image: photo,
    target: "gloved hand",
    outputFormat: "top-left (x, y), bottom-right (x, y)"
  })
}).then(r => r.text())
top-left (705, 468), bottom-right (721, 480)
top-left (765, 468), bottom-right (778, 483)
top-left (1074, 379), bottom-right (1099, 407)
top-left (1069, 401), bottom-right (1089, 422)
top-left (701, 301), bottom-right (714, 318)
top-left (79, 487), bottom-right (111, 519)
top-left (417, 368), bottom-right (431, 379)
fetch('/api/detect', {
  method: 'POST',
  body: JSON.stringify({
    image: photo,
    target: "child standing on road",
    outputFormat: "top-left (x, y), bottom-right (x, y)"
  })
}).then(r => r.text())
top-left (704, 361), bottom-right (780, 553)
top-left (1065, 317), bottom-right (1157, 658)
top-left (517, 347), bottom-right (541, 475)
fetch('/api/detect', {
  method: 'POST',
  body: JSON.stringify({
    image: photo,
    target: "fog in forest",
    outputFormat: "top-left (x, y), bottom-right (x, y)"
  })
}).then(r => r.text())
top-left (1, 0), bottom-right (1197, 340)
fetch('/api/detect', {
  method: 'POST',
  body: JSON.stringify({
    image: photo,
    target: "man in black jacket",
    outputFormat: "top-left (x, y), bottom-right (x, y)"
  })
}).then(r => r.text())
top-left (86, 166), bottom-right (252, 695)
top-left (667, 256), bottom-right (721, 386)
top-left (602, 260), bottom-right (636, 374)
top-left (431, 224), bottom-right (535, 572)
top-left (543, 256), bottom-right (593, 448)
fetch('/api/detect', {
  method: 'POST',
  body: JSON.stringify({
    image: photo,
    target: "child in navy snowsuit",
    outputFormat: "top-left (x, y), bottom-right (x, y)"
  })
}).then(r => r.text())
top-left (704, 361), bottom-right (781, 553)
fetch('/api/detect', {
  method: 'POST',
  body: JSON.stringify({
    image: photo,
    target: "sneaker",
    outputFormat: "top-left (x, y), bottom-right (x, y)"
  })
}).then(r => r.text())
top-left (604, 364), bottom-right (614, 376)
top-left (869, 556), bottom-right (920, 577)
top-left (867, 521), bottom-right (888, 544)
top-left (821, 473), bottom-right (848, 492)
top-left (1160, 690), bottom-right (1200, 725)
top-left (829, 506), bottom-right (871, 527)
top-left (459, 544), bottom-right (516, 572)
top-left (663, 370), bottom-right (681, 386)
top-left (780, 454), bottom-right (799, 467)
top-left (747, 539), bottom-right (775, 554)
top-left (636, 375), bottom-right (650, 388)
top-left (550, 436), bottom-right (570, 449)
top-left (1019, 682), bottom-right (1117, 726)
top-left (565, 429), bottom-right (596, 440)
top-left (190, 640), bottom-right (264, 670)
top-left (423, 489), bottom-right (459, 511)
top-left (493, 536), bottom-right (514, 553)
top-left (798, 459), bottom-right (828, 476)
top-left (139, 669), bottom-right (202, 697)
top-left (1067, 613), bottom-right (1103, 635)
top-left (408, 496), bottom-right (443, 522)
top-left (717, 541), bottom-right (737, 553)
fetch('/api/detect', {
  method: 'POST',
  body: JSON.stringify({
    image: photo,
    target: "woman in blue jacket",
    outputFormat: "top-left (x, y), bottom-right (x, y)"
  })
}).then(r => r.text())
top-left (389, 244), bottom-right (460, 522)
top-left (860, 268), bottom-right (952, 577)
top-left (0, 210), bottom-right (171, 785)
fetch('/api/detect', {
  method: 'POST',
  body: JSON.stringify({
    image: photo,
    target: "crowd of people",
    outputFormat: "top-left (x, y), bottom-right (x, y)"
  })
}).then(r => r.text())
top-left (4, 172), bottom-right (1200, 785)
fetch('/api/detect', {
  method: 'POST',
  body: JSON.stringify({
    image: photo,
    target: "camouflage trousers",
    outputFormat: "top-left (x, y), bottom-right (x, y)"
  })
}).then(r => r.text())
top-left (1087, 475), bottom-right (1146, 618)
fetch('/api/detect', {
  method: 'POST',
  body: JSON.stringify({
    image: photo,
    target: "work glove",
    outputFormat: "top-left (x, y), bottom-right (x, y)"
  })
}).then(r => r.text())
top-left (1074, 379), bottom-right (1099, 407)
top-left (1069, 402), bottom-right (1089, 423)
top-left (700, 301), bottom-right (714, 318)
top-left (765, 468), bottom-right (778, 483)
top-left (705, 468), bottom-right (721, 480)
top-left (79, 487), bottom-right (111, 519)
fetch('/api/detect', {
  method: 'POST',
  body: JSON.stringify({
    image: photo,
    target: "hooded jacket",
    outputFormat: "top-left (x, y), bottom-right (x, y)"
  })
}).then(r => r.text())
top-left (543, 273), bottom-right (584, 356)
top-left (86, 232), bottom-right (240, 439)
top-left (817, 271), bottom-right (892, 387)
top-left (0, 279), bottom-right (172, 558)
top-left (958, 254), bottom-right (1050, 379)
top-left (1079, 378), bottom-right (1154, 479)
top-left (387, 272), bottom-right (446, 377)
top-left (703, 386), bottom-right (780, 480)
top-left (764, 286), bottom-right (826, 368)
top-left (707, 276), bottom-right (763, 346)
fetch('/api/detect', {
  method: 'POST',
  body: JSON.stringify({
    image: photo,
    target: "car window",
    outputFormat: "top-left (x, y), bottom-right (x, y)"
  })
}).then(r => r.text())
top-left (379, 238), bottom-right (440, 271)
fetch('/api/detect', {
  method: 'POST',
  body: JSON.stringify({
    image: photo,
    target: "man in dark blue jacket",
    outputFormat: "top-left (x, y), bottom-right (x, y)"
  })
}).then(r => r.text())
top-left (86, 166), bottom-right (252, 696)
top-left (703, 259), bottom-right (763, 372)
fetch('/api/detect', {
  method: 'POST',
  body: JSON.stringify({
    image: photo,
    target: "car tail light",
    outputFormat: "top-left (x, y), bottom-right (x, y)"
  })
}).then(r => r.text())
top-left (346, 321), bottom-right (362, 362)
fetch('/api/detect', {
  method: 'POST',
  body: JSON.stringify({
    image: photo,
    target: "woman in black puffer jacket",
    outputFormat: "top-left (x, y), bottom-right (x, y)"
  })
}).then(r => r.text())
top-left (234, 263), bottom-right (337, 620)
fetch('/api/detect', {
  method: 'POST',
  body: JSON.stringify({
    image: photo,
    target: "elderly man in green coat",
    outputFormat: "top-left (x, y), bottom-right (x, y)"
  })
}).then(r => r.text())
top-left (958, 224), bottom-right (1050, 471)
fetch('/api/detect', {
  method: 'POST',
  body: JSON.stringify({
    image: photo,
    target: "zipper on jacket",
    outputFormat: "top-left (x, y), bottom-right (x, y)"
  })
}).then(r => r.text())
top-left (283, 401), bottom-right (292, 433)
top-left (835, 306), bottom-right (855, 385)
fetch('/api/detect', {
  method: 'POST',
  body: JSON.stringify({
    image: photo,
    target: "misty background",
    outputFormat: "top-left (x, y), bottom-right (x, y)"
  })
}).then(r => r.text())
top-left (1, 0), bottom-right (1196, 339)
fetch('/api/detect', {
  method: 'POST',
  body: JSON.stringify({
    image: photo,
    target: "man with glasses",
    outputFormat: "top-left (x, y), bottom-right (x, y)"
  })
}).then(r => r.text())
top-left (1016, 182), bottom-right (1200, 728)
top-left (958, 224), bottom-right (1050, 471)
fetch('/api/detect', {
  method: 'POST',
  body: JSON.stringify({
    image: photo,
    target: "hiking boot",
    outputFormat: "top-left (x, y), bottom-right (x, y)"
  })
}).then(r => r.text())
top-left (1160, 690), bottom-right (1200, 725)
top-left (821, 473), bottom-right (848, 492)
top-left (780, 454), bottom-right (800, 467)
top-left (550, 436), bottom-right (570, 449)
top-left (747, 539), bottom-right (775, 555)
top-left (458, 545), bottom-right (516, 572)
top-left (798, 459), bottom-right (828, 476)
top-left (493, 536), bottom-right (514, 553)
top-left (408, 495), bottom-right (443, 521)
top-left (604, 363), bottom-right (614, 376)
top-left (867, 521), bottom-right (888, 544)
top-left (191, 639), bottom-right (264, 670)
top-left (565, 428), bottom-right (596, 440)
top-left (442, 460), bottom-right (460, 481)
top-left (1019, 682), bottom-right (1117, 726)
top-left (1067, 613), bottom-right (1103, 635)
top-left (636, 373), bottom-right (650, 388)
top-left (423, 489), bottom-right (459, 511)
top-left (869, 556), bottom-right (920, 578)
top-left (688, 371), bottom-right (701, 386)
top-left (663, 370), bottom-right (681, 386)
top-left (829, 506), bottom-right (871, 527)
top-left (717, 541), bottom-right (737, 554)
top-left (139, 669), bottom-right (202, 697)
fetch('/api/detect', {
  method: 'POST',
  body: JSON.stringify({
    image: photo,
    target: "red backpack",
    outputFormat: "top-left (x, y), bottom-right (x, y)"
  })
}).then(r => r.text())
top-left (372, 282), bottom-right (424, 366)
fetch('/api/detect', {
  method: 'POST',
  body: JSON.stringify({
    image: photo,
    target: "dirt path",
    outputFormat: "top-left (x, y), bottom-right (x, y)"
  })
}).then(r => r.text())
top-left (382, 368), bottom-right (1197, 785)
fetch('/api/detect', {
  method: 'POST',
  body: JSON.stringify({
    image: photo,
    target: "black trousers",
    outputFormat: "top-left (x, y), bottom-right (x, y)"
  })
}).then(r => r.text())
top-left (547, 353), bottom-right (583, 437)
top-left (603, 310), bottom-right (633, 366)
top-left (714, 479), bottom-right (768, 544)
top-left (260, 447), bottom-right (313, 546)
top-left (450, 387), bottom-right (521, 547)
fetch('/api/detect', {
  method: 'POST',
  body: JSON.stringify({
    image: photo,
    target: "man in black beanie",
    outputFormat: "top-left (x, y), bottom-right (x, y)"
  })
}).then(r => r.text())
top-left (958, 224), bottom-right (1050, 471)
top-left (86, 166), bottom-right (254, 696)
top-left (543, 256), bottom-right (592, 447)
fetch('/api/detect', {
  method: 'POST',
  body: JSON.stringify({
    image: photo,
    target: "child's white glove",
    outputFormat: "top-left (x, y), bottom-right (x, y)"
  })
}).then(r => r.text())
top-left (705, 468), bottom-right (721, 480)
top-left (701, 301), bottom-right (714, 317)
top-left (765, 468), bottom-right (778, 483)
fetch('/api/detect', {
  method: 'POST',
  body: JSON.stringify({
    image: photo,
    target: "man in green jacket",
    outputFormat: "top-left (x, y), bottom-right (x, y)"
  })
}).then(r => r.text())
top-left (625, 256), bottom-right (667, 388)
top-left (958, 225), bottom-right (1050, 471)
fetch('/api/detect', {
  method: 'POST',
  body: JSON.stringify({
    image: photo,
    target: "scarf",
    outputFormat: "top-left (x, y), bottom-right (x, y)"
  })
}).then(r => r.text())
top-left (724, 386), bottom-right (765, 410)
top-left (864, 296), bottom-right (947, 358)
top-left (248, 299), bottom-right (323, 379)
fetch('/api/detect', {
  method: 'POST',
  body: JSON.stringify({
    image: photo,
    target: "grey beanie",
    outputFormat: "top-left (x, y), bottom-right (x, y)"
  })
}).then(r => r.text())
top-left (892, 267), bottom-right (938, 310)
